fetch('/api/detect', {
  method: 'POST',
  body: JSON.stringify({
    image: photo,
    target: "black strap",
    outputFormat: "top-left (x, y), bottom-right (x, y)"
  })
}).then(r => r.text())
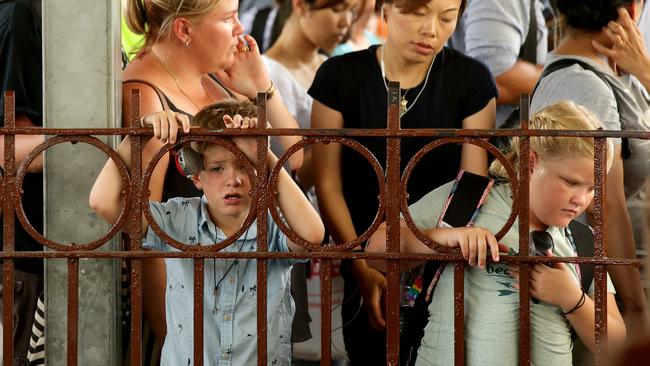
top-left (568, 220), bottom-right (595, 293)
top-left (123, 79), bottom-right (172, 111)
top-left (501, 58), bottom-right (604, 130)
top-left (206, 74), bottom-right (237, 99)
top-left (250, 7), bottom-right (272, 52)
top-left (534, 58), bottom-right (601, 94)
top-left (519, 0), bottom-right (538, 64)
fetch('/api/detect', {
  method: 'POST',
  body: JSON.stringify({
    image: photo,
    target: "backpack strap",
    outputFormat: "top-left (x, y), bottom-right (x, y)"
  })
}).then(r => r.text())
top-left (532, 58), bottom-right (601, 97)
top-left (519, 0), bottom-right (538, 64)
top-left (501, 58), bottom-right (603, 130)
top-left (568, 220), bottom-right (595, 293)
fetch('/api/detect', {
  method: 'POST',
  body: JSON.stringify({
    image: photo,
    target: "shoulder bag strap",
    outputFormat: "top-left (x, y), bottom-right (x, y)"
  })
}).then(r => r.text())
top-left (568, 220), bottom-right (595, 293)
top-left (519, 0), bottom-right (538, 64)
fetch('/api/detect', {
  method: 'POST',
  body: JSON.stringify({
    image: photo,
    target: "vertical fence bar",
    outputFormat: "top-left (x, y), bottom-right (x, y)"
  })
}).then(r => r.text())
top-left (2, 91), bottom-right (16, 366)
top-left (320, 259), bottom-right (332, 366)
top-left (592, 137), bottom-right (608, 363)
top-left (453, 263), bottom-right (465, 366)
top-left (67, 258), bottom-right (79, 366)
top-left (194, 259), bottom-right (205, 365)
top-left (385, 81), bottom-right (401, 366)
top-left (255, 94), bottom-right (269, 366)
top-left (129, 90), bottom-right (144, 366)
top-left (517, 95), bottom-right (531, 366)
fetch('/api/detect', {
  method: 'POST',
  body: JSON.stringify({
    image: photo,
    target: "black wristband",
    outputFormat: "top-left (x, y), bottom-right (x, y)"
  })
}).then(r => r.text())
top-left (563, 289), bottom-right (586, 315)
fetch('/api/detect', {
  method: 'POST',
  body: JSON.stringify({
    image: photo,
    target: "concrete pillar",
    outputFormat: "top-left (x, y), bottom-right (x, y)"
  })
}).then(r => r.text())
top-left (42, 1), bottom-right (122, 365)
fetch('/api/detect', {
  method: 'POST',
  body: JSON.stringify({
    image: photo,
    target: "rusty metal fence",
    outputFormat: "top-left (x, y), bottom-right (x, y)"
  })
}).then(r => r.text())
top-left (1, 86), bottom-right (648, 366)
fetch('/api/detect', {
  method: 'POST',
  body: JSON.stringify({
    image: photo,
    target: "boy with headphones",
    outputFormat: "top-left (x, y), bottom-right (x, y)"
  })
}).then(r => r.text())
top-left (89, 100), bottom-right (324, 365)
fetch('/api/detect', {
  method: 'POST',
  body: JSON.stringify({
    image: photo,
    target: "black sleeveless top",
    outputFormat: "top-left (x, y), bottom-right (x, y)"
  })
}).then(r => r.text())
top-left (123, 76), bottom-right (236, 200)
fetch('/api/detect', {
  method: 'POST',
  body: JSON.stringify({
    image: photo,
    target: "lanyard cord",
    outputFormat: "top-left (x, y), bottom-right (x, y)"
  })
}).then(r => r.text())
top-left (212, 225), bottom-right (251, 314)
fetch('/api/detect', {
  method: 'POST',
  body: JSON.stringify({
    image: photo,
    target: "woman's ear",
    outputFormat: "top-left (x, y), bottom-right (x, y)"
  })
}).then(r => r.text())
top-left (172, 17), bottom-right (192, 46)
top-left (626, 0), bottom-right (641, 23)
top-left (292, 0), bottom-right (307, 16)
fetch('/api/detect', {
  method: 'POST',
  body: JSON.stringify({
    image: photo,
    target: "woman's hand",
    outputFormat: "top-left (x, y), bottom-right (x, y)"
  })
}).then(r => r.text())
top-left (351, 261), bottom-right (387, 330)
top-left (223, 114), bottom-right (260, 163)
top-left (141, 110), bottom-right (190, 144)
top-left (592, 8), bottom-right (650, 79)
top-left (431, 227), bottom-right (505, 269)
top-left (215, 35), bottom-right (272, 100)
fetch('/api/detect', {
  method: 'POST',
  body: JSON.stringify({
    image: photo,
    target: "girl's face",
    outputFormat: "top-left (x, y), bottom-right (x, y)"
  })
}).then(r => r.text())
top-left (189, 0), bottom-right (244, 70)
top-left (300, 0), bottom-right (359, 52)
top-left (384, 0), bottom-right (461, 63)
top-left (528, 154), bottom-right (595, 230)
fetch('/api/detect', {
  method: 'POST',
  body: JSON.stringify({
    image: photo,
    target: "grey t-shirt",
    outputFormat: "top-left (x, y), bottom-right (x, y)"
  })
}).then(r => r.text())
top-left (531, 53), bottom-right (650, 198)
top-left (410, 182), bottom-right (614, 366)
top-left (449, 0), bottom-right (548, 126)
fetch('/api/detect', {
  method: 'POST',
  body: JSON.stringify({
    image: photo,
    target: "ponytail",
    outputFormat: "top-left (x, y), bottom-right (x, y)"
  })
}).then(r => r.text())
top-left (125, 0), bottom-right (148, 35)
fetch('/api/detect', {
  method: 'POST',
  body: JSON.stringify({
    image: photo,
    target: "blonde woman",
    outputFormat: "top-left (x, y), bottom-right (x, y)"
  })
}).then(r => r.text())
top-left (119, 0), bottom-right (303, 347)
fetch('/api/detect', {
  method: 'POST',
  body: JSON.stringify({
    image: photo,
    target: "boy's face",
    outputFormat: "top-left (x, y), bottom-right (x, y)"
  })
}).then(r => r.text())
top-left (192, 144), bottom-right (252, 224)
top-left (529, 155), bottom-right (595, 230)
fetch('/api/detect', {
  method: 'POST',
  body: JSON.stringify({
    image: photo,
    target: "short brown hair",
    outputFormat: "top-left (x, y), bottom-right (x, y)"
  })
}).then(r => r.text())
top-left (191, 99), bottom-right (257, 153)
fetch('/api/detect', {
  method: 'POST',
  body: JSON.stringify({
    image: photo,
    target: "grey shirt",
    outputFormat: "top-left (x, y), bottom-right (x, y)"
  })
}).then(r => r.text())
top-left (411, 182), bottom-right (614, 366)
top-left (531, 53), bottom-right (650, 198)
top-left (449, 0), bottom-right (548, 126)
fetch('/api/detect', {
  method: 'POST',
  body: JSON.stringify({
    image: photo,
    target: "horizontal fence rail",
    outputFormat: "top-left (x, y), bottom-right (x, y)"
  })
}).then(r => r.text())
top-left (1, 89), bottom-right (648, 365)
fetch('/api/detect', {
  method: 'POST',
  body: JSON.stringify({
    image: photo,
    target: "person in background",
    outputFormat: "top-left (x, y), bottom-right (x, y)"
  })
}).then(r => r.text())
top-left (309, 0), bottom-right (497, 363)
top-left (332, 0), bottom-right (384, 56)
top-left (530, 0), bottom-right (650, 345)
top-left (262, 1), bottom-right (359, 363)
top-left (0, 0), bottom-right (45, 364)
top-left (265, 0), bottom-right (359, 192)
top-left (240, 0), bottom-right (288, 53)
top-left (448, 0), bottom-right (549, 126)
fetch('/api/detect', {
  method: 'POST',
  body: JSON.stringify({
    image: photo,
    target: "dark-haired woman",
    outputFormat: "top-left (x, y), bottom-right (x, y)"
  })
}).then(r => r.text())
top-left (261, 1), bottom-right (360, 361)
top-left (309, 0), bottom-right (497, 363)
top-left (530, 0), bottom-right (650, 342)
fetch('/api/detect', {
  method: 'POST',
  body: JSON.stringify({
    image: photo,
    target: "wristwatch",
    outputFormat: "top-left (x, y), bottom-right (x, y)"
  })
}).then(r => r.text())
top-left (249, 81), bottom-right (277, 102)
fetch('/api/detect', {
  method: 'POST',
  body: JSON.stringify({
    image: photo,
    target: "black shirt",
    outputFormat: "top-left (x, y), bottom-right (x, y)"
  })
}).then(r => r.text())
top-left (0, 0), bottom-right (43, 274)
top-left (308, 45), bottom-right (497, 235)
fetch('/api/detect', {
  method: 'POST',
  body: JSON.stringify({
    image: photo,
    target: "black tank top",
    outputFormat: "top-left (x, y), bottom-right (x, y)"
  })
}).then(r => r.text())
top-left (123, 76), bottom-right (236, 200)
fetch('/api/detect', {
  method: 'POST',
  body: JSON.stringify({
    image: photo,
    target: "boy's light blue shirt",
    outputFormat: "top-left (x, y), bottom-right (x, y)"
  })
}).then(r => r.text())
top-left (144, 196), bottom-right (298, 366)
